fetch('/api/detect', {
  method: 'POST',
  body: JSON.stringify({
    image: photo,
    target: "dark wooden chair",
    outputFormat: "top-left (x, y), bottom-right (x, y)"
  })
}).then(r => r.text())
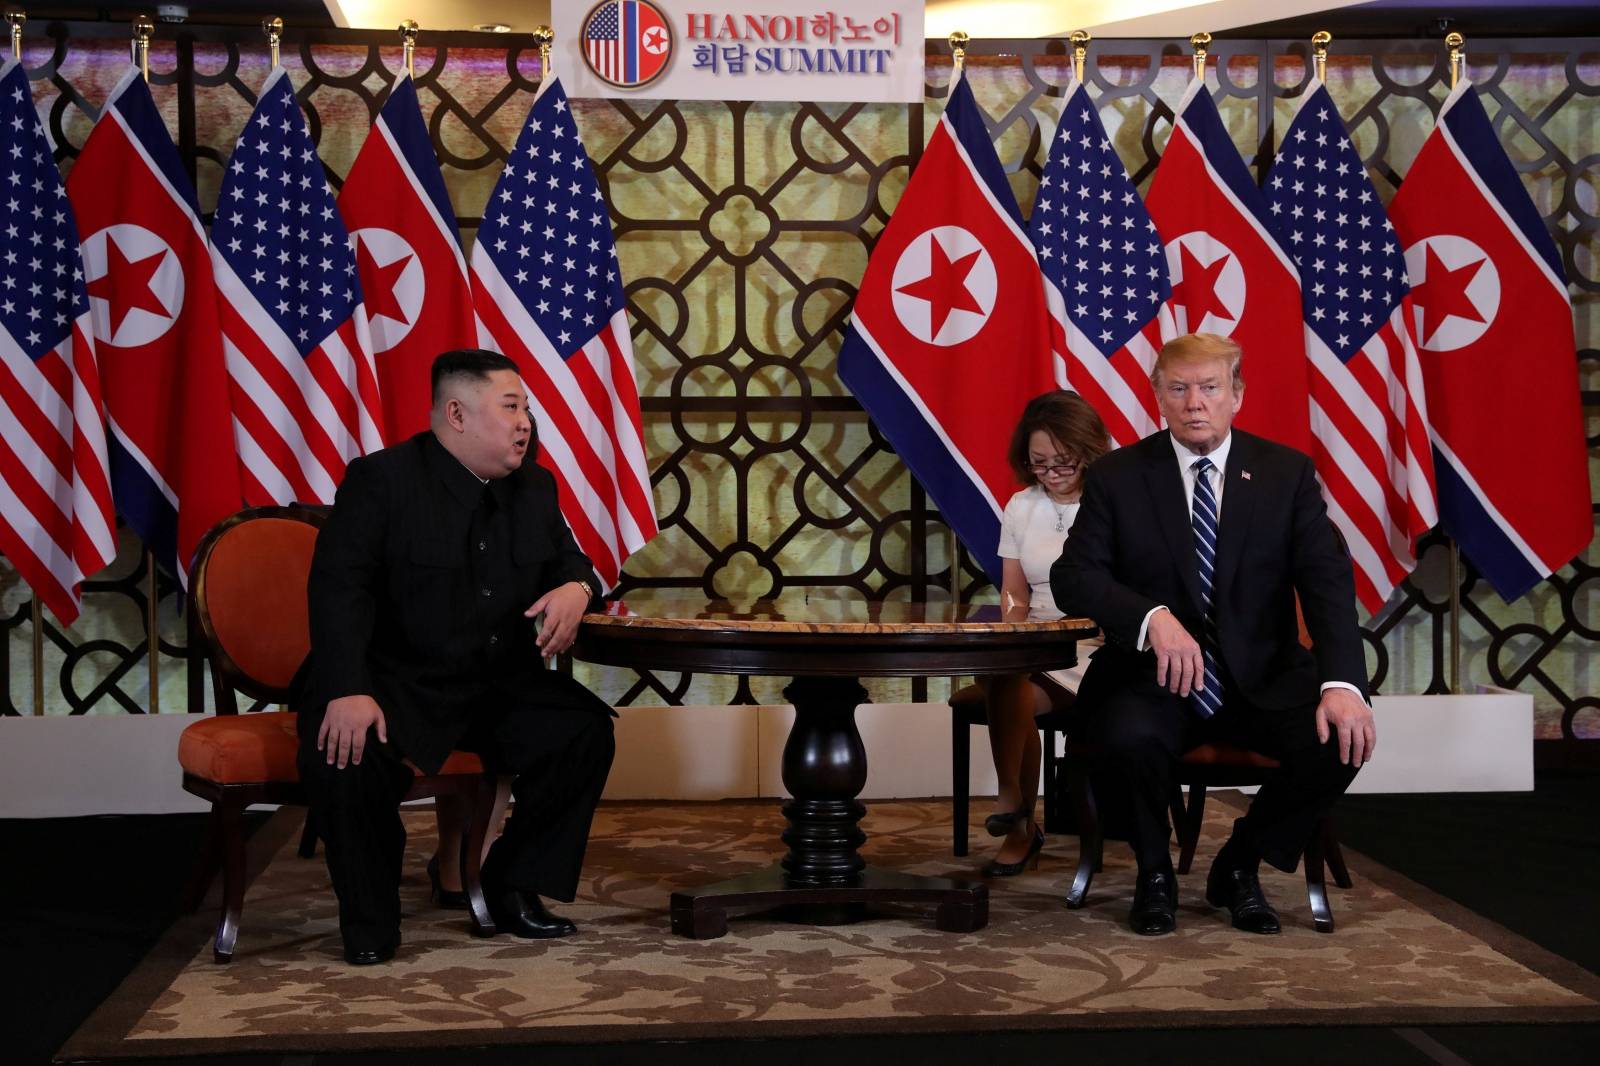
top-left (949, 683), bottom-right (1074, 856)
top-left (1059, 742), bottom-right (1353, 931)
top-left (178, 505), bottom-right (499, 962)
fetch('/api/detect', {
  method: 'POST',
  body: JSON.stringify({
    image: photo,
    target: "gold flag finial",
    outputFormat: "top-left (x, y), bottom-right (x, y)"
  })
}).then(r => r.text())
top-left (263, 16), bottom-right (283, 68)
top-left (1312, 30), bottom-right (1331, 82)
top-left (1070, 30), bottom-right (1090, 84)
top-left (531, 24), bottom-right (554, 76)
top-left (1445, 31), bottom-right (1465, 88)
top-left (132, 14), bottom-right (154, 81)
top-left (399, 19), bottom-right (418, 77)
top-left (1189, 31), bottom-right (1211, 81)
top-left (948, 29), bottom-right (969, 75)
top-left (5, 9), bottom-right (24, 62)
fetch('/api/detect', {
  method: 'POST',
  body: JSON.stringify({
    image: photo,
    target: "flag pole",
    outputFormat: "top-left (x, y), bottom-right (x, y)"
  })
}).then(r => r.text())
top-left (945, 29), bottom-right (967, 695)
top-left (129, 14), bottom-right (164, 714)
top-left (1189, 31), bottom-right (1210, 81)
top-left (263, 15), bottom-right (282, 68)
top-left (10, 7), bottom-right (44, 716)
top-left (533, 24), bottom-right (553, 78)
top-left (399, 18), bottom-right (417, 77)
top-left (1445, 29), bottom-right (1465, 694)
top-left (1070, 29), bottom-right (1089, 84)
top-left (1312, 30), bottom-right (1330, 82)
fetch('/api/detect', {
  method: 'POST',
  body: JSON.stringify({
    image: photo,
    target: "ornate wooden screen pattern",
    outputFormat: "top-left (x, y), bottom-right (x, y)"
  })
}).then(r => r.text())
top-left (0, 25), bottom-right (1594, 742)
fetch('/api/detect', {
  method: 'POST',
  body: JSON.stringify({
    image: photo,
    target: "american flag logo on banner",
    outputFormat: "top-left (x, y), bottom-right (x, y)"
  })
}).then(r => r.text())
top-left (469, 75), bottom-right (657, 588)
top-left (212, 66), bottom-right (384, 506)
top-left (0, 60), bottom-right (115, 623)
top-left (1265, 78), bottom-right (1437, 611)
top-left (1032, 80), bottom-right (1173, 447)
top-left (582, 0), bottom-right (674, 90)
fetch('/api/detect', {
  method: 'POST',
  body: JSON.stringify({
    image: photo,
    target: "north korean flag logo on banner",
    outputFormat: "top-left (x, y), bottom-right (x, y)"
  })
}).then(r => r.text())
top-left (582, 0), bottom-right (673, 90)
top-left (838, 73), bottom-right (1057, 582)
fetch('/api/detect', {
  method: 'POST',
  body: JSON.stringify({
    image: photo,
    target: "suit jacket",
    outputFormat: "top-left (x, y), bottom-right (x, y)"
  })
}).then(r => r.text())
top-left (292, 431), bottom-right (601, 774)
top-left (1050, 429), bottom-right (1366, 712)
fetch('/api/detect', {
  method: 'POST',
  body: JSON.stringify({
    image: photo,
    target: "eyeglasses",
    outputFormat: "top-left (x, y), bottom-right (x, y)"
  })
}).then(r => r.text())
top-left (1028, 461), bottom-right (1080, 477)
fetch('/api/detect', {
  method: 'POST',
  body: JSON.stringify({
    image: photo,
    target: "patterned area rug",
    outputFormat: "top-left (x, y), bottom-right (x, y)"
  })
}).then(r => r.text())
top-left (62, 798), bottom-right (1600, 1057)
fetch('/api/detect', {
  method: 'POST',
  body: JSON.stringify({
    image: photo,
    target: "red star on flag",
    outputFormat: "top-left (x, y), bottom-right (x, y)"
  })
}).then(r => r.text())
top-left (87, 240), bottom-right (169, 336)
top-left (1171, 244), bottom-right (1233, 326)
top-left (1410, 244), bottom-right (1486, 345)
top-left (896, 235), bottom-right (984, 339)
top-left (355, 240), bottom-right (414, 327)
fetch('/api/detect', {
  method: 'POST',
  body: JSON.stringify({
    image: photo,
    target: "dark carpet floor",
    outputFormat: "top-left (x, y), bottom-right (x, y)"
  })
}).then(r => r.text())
top-left (5, 773), bottom-right (1598, 1066)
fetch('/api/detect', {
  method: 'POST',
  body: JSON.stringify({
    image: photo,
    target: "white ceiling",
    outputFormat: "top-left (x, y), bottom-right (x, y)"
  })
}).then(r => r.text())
top-left (324, 1), bottom-right (1373, 38)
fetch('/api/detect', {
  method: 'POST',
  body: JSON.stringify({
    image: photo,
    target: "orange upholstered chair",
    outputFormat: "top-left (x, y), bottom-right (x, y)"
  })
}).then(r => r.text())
top-left (179, 505), bottom-right (498, 962)
top-left (1058, 597), bottom-right (1354, 931)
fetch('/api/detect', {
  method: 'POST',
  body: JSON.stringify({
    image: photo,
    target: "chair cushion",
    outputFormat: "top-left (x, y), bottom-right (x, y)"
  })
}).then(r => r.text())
top-left (179, 712), bottom-right (302, 783)
top-left (1179, 742), bottom-right (1281, 769)
top-left (180, 713), bottom-right (488, 784)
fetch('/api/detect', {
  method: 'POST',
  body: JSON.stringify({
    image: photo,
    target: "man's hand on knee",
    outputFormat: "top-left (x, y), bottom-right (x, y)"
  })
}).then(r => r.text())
top-left (318, 695), bottom-right (387, 769)
top-left (526, 580), bottom-right (590, 656)
top-left (1315, 688), bottom-right (1375, 768)
top-left (1147, 609), bottom-right (1204, 697)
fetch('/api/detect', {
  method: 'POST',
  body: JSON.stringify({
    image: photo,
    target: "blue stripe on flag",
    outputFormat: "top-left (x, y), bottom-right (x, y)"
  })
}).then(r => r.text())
top-left (1440, 85), bottom-right (1566, 287)
top-left (624, 2), bottom-right (638, 83)
top-left (1434, 444), bottom-right (1544, 602)
top-left (108, 69), bottom-right (201, 220)
top-left (837, 326), bottom-right (1004, 582)
top-left (1179, 86), bottom-right (1279, 240)
top-left (380, 77), bottom-right (463, 248)
top-left (106, 433), bottom-right (178, 579)
top-left (943, 77), bottom-right (1025, 232)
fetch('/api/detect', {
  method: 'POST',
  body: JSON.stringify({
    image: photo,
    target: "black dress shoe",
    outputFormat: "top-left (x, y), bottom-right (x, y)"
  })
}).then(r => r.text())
top-left (984, 805), bottom-right (1030, 838)
top-left (1205, 860), bottom-right (1282, 934)
top-left (981, 825), bottom-right (1045, 877)
top-left (343, 937), bottom-right (397, 965)
top-left (1129, 867), bottom-right (1178, 935)
top-left (487, 888), bottom-right (578, 939)
top-left (427, 855), bottom-right (471, 910)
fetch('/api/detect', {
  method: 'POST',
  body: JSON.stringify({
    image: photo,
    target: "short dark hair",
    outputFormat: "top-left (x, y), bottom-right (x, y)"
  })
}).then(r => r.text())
top-left (430, 349), bottom-right (521, 403)
top-left (1006, 390), bottom-right (1111, 487)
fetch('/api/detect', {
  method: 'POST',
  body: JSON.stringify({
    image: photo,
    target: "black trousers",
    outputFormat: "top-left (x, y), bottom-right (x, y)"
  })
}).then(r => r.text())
top-left (1084, 674), bottom-right (1359, 875)
top-left (296, 671), bottom-right (615, 953)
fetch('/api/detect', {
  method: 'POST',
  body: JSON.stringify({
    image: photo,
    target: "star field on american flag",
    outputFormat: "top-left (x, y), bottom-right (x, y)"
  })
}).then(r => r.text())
top-left (1032, 87), bottom-right (1169, 354)
top-left (2, 78), bottom-right (86, 362)
top-left (1266, 83), bottom-right (1407, 362)
top-left (586, 3), bottom-right (619, 43)
top-left (476, 79), bottom-right (621, 355)
top-left (212, 72), bottom-right (360, 356)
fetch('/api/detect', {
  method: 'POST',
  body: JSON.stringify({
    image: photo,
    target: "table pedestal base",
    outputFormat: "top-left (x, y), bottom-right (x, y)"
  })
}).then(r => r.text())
top-left (669, 865), bottom-right (989, 940)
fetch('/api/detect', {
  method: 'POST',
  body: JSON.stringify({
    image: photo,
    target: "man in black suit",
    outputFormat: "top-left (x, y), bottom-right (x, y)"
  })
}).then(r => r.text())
top-left (294, 349), bottom-right (615, 964)
top-left (1051, 333), bottom-right (1375, 936)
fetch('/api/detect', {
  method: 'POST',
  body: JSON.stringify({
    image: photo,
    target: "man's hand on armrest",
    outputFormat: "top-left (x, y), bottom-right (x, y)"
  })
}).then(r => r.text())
top-left (1147, 608), bottom-right (1205, 697)
top-left (1316, 686), bottom-right (1376, 768)
top-left (318, 695), bottom-right (387, 769)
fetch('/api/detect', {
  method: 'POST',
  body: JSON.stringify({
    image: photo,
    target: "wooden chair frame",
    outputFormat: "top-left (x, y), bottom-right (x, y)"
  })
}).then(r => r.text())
top-left (181, 505), bottom-right (499, 962)
top-left (948, 683), bottom-right (1072, 856)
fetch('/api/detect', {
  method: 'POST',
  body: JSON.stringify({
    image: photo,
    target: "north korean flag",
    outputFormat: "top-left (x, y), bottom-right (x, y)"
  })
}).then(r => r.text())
top-left (838, 73), bottom-right (1057, 581)
top-left (339, 73), bottom-right (476, 441)
top-left (66, 67), bottom-right (242, 584)
top-left (1388, 80), bottom-right (1590, 600)
top-left (1147, 81), bottom-right (1312, 455)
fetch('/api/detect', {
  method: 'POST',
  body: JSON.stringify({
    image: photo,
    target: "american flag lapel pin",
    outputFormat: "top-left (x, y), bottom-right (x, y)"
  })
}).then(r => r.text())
top-left (1241, 470), bottom-right (1252, 481)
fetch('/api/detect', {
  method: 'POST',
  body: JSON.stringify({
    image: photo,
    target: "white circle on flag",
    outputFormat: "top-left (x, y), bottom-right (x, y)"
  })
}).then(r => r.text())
top-left (889, 225), bottom-right (997, 347)
top-left (642, 26), bottom-right (669, 55)
top-left (1401, 234), bottom-right (1500, 353)
top-left (80, 224), bottom-right (184, 347)
top-left (351, 227), bottom-right (426, 353)
top-left (1164, 231), bottom-right (1247, 337)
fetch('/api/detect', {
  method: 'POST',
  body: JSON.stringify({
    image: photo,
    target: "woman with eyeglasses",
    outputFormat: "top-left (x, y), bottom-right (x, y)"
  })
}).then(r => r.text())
top-left (979, 390), bottom-right (1110, 876)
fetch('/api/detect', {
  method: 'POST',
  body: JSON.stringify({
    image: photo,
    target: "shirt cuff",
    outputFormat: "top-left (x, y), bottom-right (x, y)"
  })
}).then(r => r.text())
top-left (1136, 605), bottom-right (1168, 651)
top-left (1319, 681), bottom-right (1368, 705)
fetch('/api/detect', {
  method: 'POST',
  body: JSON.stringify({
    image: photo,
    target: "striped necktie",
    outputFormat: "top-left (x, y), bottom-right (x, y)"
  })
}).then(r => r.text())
top-left (1190, 457), bottom-right (1223, 719)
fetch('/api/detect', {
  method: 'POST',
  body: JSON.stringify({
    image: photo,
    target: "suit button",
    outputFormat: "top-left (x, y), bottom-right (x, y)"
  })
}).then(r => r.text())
top-left (479, 541), bottom-right (486, 551)
top-left (481, 588), bottom-right (492, 597)
top-left (489, 635), bottom-right (499, 645)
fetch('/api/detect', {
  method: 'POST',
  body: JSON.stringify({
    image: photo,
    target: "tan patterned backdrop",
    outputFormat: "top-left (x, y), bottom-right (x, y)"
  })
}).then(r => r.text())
top-left (1, 26), bottom-right (1595, 747)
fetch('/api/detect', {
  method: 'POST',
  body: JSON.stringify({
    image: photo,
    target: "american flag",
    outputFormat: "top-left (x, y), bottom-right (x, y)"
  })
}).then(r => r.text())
top-left (585, 2), bottom-right (624, 82)
top-left (212, 66), bottom-right (383, 506)
top-left (1266, 79), bottom-right (1437, 610)
top-left (1031, 81), bottom-right (1172, 446)
top-left (0, 60), bottom-right (115, 624)
top-left (469, 75), bottom-right (656, 588)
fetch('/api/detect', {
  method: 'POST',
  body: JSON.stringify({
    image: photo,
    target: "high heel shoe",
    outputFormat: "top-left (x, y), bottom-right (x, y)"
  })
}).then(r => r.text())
top-left (981, 826), bottom-right (1045, 877)
top-left (984, 805), bottom-right (1031, 838)
top-left (426, 854), bottom-right (470, 910)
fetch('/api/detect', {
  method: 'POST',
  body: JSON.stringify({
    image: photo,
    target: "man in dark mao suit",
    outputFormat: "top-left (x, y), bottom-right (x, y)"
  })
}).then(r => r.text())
top-left (1051, 333), bottom-right (1376, 936)
top-left (294, 349), bottom-right (615, 964)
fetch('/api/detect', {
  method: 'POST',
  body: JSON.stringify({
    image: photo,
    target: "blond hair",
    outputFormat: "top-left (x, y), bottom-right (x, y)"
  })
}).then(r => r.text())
top-left (1150, 333), bottom-right (1244, 391)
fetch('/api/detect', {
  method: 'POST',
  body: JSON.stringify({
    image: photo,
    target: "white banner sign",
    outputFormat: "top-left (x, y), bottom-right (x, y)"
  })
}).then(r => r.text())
top-left (551, 0), bottom-right (926, 102)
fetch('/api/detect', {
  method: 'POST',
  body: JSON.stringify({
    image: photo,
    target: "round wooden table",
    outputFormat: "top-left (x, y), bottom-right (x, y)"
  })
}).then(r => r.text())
top-left (573, 594), bottom-right (1097, 939)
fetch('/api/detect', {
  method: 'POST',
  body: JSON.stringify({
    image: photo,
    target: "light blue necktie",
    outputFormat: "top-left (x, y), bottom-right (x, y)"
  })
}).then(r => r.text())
top-left (1190, 458), bottom-right (1223, 719)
